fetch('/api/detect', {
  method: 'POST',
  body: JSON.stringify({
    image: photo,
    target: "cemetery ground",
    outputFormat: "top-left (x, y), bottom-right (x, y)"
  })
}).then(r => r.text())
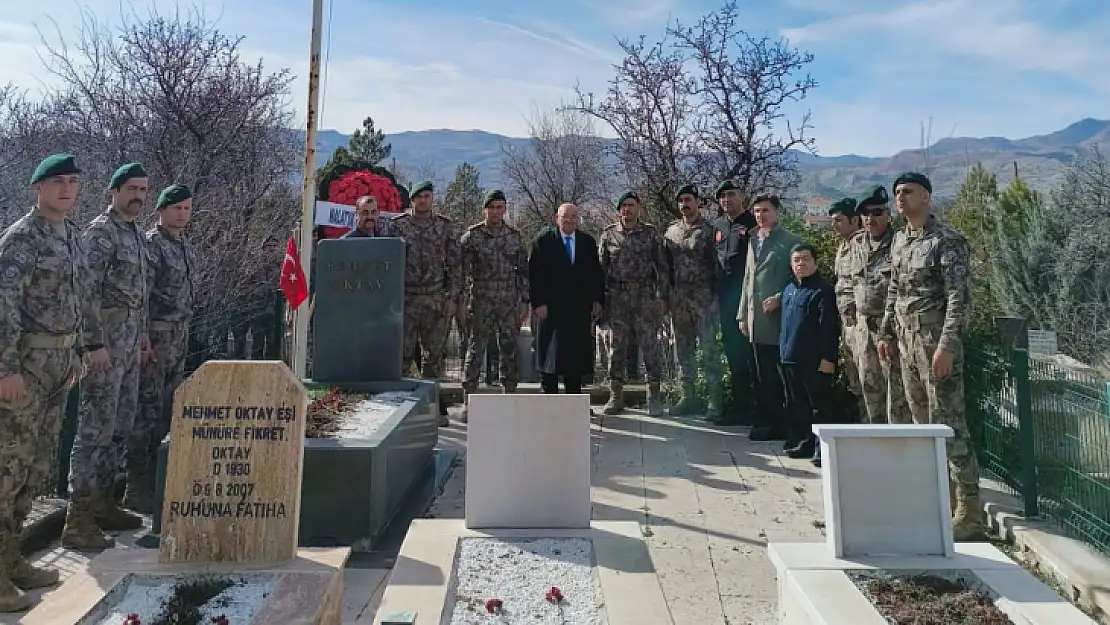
top-left (8, 401), bottom-right (1109, 624)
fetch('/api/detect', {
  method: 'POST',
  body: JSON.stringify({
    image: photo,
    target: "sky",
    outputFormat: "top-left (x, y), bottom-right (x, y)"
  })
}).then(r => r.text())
top-left (1, 0), bottom-right (1107, 157)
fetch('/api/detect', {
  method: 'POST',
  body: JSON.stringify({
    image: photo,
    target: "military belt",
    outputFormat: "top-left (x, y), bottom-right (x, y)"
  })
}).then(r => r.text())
top-left (471, 279), bottom-right (516, 288)
top-left (897, 309), bottom-right (946, 331)
top-left (20, 333), bottom-right (78, 350)
top-left (607, 279), bottom-right (652, 290)
top-left (149, 319), bottom-right (186, 331)
top-left (405, 282), bottom-right (444, 296)
top-left (102, 307), bottom-right (136, 326)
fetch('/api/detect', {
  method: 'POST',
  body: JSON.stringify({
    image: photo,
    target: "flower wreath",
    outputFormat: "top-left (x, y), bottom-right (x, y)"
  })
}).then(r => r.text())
top-left (315, 160), bottom-right (409, 239)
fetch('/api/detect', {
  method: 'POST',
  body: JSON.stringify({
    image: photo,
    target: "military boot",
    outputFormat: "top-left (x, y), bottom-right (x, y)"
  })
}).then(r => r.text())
top-left (646, 383), bottom-right (664, 417)
top-left (951, 483), bottom-right (987, 542)
top-left (602, 383), bottom-right (624, 415)
top-left (94, 491), bottom-right (145, 531)
top-left (2, 541), bottom-right (58, 592)
top-left (668, 383), bottom-right (698, 417)
top-left (61, 499), bottom-right (116, 551)
top-left (0, 573), bottom-right (31, 613)
top-left (122, 469), bottom-right (156, 515)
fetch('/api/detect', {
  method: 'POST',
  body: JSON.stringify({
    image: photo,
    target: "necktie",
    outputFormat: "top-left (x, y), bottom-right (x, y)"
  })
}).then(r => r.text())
top-left (564, 236), bottom-right (573, 262)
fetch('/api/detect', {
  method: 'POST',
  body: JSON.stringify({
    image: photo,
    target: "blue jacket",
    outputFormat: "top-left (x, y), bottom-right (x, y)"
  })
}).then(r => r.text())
top-left (779, 273), bottom-right (839, 366)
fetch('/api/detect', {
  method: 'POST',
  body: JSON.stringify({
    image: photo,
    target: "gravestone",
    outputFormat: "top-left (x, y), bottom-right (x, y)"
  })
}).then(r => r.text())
top-left (312, 237), bottom-right (405, 382)
top-left (159, 360), bottom-right (308, 565)
top-left (465, 394), bottom-right (592, 529)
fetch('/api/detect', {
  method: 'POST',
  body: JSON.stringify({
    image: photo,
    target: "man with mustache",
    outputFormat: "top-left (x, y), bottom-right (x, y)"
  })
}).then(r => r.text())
top-left (0, 154), bottom-right (88, 611)
top-left (64, 162), bottom-right (152, 550)
top-left (125, 184), bottom-right (196, 514)
top-left (664, 184), bottom-right (724, 418)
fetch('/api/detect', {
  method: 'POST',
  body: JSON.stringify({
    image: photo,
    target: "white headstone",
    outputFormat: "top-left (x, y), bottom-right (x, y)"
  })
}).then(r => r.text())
top-left (465, 394), bottom-right (592, 529)
top-left (813, 424), bottom-right (955, 558)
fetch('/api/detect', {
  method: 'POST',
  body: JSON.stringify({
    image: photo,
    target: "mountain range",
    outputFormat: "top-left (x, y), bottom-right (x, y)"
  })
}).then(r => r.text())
top-left (308, 118), bottom-right (1110, 201)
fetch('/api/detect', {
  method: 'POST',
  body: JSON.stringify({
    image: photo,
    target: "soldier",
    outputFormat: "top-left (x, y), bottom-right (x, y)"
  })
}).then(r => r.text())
top-left (828, 197), bottom-right (865, 419)
top-left (663, 184), bottom-right (723, 418)
top-left (845, 186), bottom-right (910, 426)
top-left (0, 154), bottom-right (88, 611)
top-left (458, 189), bottom-right (529, 420)
top-left (391, 180), bottom-right (461, 425)
top-left (124, 184), bottom-right (195, 514)
top-left (877, 172), bottom-right (984, 541)
top-left (599, 191), bottom-right (669, 416)
top-left (710, 181), bottom-right (757, 425)
top-left (64, 162), bottom-right (151, 550)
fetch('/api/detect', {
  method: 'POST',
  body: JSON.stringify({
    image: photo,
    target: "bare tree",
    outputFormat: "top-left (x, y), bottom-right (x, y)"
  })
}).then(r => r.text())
top-left (500, 106), bottom-right (613, 238)
top-left (0, 85), bottom-right (54, 213)
top-left (670, 1), bottom-right (817, 193)
top-left (570, 33), bottom-right (697, 225)
top-left (23, 4), bottom-right (300, 308)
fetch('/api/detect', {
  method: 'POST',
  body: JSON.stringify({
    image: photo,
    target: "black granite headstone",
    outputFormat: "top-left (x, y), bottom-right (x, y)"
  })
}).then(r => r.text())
top-left (313, 238), bottom-right (405, 382)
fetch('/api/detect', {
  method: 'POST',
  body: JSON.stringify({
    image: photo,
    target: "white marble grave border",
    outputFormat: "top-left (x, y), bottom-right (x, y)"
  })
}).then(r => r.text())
top-left (374, 519), bottom-right (671, 625)
top-left (768, 541), bottom-right (1097, 625)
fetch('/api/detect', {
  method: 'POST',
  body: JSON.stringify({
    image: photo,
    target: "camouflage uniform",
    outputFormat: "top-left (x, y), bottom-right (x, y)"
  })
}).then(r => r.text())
top-left (834, 235), bottom-right (865, 415)
top-left (459, 221), bottom-right (529, 401)
top-left (663, 216), bottom-right (723, 417)
top-left (391, 212), bottom-right (462, 379)
top-left (66, 208), bottom-right (148, 547)
top-left (125, 225), bottom-right (195, 513)
top-left (0, 208), bottom-right (86, 608)
top-left (599, 221), bottom-right (669, 415)
top-left (880, 211), bottom-right (982, 539)
top-left (845, 227), bottom-right (909, 424)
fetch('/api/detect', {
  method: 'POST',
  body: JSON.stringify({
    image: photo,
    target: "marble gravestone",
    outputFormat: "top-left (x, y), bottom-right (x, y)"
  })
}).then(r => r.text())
top-left (313, 237), bottom-right (405, 382)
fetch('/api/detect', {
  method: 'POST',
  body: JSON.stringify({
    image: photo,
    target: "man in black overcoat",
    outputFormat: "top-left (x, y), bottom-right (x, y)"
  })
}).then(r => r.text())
top-left (528, 203), bottom-right (605, 394)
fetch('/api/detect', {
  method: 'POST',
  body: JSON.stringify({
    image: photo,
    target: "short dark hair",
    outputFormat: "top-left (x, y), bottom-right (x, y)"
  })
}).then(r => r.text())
top-left (790, 243), bottom-right (817, 259)
top-left (751, 193), bottom-right (782, 210)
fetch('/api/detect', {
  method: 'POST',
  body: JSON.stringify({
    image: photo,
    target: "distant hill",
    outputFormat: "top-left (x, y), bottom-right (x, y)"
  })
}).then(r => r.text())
top-left (303, 118), bottom-right (1110, 200)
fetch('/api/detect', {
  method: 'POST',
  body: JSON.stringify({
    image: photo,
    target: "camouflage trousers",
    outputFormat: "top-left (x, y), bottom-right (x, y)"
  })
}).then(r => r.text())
top-left (847, 318), bottom-right (910, 425)
top-left (670, 284), bottom-right (722, 391)
top-left (69, 312), bottom-right (141, 499)
top-left (402, 291), bottom-right (450, 379)
top-left (896, 320), bottom-right (980, 490)
top-left (607, 285), bottom-right (662, 384)
top-left (0, 347), bottom-right (78, 541)
top-left (463, 290), bottom-right (521, 391)
top-left (129, 321), bottom-right (188, 480)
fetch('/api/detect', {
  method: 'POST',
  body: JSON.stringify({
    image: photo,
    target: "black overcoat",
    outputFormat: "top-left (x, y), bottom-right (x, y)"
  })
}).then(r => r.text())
top-left (528, 227), bottom-right (605, 376)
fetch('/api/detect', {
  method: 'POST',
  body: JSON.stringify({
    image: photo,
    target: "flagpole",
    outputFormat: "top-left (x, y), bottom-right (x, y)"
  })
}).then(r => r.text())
top-left (293, 0), bottom-right (325, 379)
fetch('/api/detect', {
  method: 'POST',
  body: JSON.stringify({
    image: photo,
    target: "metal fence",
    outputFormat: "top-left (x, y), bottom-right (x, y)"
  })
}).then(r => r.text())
top-left (966, 340), bottom-right (1110, 555)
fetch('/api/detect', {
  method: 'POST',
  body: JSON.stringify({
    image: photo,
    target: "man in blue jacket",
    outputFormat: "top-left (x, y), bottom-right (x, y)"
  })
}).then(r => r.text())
top-left (779, 243), bottom-right (840, 465)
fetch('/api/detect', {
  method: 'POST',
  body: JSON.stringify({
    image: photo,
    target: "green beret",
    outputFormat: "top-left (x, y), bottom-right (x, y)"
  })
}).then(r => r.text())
top-left (29, 153), bottom-right (80, 185)
top-left (857, 186), bottom-right (889, 210)
top-left (616, 191), bottom-right (640, 207)
top-left (409, 180), bottom-right (434, 197)
top-left (674, 184), bottom-right (698, 201)
top-left (828, 198), bottom-right (857, 217)
top-left (108, 162), bottom-right (148, 190)
top-left (714, 180), bottom-right (738, 198)
top-left (892, 172), bottom-right (932, 194)
top-left (155, 184), bottom-right (192, 210)
top-left (482, 189), bottom-right (506, 207)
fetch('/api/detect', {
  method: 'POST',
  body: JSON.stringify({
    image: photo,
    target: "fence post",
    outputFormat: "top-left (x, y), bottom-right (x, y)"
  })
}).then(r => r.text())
top-left (1011, 346), bottom-right (1040, 517)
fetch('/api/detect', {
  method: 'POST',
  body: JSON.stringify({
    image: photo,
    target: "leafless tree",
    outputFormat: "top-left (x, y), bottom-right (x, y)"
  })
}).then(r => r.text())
top-left (570, 33), bottom-right (697, 225)
top-left (20, 4), bottom-right (300, 309)
top-left (670, 1), bottom-right (817, 193)
top-left (500, 106), bottom-right (614, 241)
top-left (0, 85), bottom-right (54, 212)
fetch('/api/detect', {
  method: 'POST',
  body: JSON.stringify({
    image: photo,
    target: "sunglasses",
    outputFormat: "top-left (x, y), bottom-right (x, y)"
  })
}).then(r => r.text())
top-left (857, 207), bottom-right (888, 216)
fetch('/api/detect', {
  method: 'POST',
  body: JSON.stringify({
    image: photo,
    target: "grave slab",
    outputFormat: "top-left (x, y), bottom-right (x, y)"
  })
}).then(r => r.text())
top-left (312, 237), bottom-right (405, 383)
top-left (768, 542), bottom-right (1097, 625)
top-left (21, 547), bottom-right (350, 625)
top-left (373, 519), bottom-right (671, 625)
top-left (814, 423), bottom-right (955, 558)
top-left (465, 393), bottom-right (591, 529)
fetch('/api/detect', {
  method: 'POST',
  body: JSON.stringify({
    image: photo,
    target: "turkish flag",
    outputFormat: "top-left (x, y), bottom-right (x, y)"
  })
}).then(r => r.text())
top-left (280, 234), bottom-right (309, 310)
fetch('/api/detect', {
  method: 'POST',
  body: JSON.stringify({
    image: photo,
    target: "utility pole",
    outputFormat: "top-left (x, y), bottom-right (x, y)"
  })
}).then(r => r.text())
top-left (293, 0), bottom-right (325, 379)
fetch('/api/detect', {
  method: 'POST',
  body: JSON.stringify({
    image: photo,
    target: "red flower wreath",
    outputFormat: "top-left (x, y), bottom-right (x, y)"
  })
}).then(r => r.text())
top-left (322, 170), bottom-right (402, 238)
